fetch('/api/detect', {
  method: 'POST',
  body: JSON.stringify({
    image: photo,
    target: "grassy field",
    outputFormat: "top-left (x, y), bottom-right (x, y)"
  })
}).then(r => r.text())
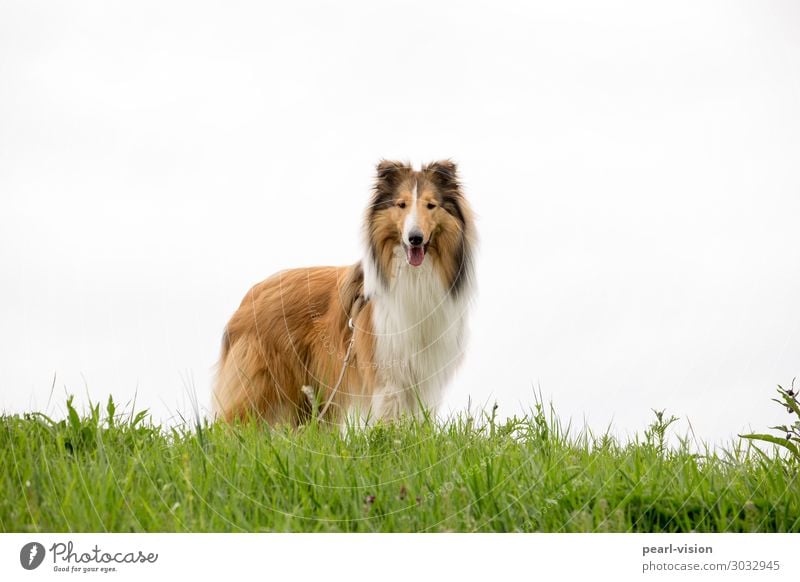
top-left (1, 396), bottom-right (798, 532)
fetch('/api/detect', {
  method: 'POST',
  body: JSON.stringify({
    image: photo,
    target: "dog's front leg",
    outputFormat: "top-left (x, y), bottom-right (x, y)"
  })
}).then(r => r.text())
top-left (370, 384), bottom-right (411, 421)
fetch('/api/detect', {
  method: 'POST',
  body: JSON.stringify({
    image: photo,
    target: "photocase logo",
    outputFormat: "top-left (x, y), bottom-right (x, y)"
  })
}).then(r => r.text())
top-left (20, 542), bottom-right (46, 570)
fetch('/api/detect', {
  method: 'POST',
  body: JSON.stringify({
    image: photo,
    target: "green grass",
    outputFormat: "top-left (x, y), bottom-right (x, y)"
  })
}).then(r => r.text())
top-left (1, 396), bottom-right (798, 532)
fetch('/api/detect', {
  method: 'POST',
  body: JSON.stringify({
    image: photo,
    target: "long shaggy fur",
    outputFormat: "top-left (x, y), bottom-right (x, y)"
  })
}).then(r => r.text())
top-left (213, 160), bottom-right (476, 425)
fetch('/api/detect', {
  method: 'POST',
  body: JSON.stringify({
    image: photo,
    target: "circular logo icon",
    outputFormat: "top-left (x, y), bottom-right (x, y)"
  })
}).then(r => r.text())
top-left (20, 542), bottom-right (46, 570)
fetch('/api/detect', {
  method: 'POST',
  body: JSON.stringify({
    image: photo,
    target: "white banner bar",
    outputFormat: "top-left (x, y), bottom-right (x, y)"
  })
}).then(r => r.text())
top-left (1, 533), bottom-right (796, 581)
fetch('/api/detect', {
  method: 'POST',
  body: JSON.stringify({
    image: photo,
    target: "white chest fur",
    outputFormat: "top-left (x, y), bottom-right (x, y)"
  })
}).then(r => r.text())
top-left (363, 249), bottom-right (470, 419)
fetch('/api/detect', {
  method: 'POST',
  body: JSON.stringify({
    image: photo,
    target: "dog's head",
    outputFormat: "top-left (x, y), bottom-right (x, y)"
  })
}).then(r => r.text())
top-left (364, 160), bottom-right (474, 295)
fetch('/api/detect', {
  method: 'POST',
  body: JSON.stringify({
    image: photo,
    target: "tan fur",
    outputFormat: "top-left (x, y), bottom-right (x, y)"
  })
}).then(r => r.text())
top-left (214, 265), bottom-right (374, 424)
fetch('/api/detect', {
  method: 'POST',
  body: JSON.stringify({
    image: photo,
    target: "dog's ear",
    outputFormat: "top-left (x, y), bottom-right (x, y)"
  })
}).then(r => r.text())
top-left (375, 159), bottom-right (408, 190)
top-left (372, 160), bottom-right (411, 211)
top-left (424, 159), bottom-right (460, 190)
top-left (369, 160), bottom-right (407, 216)
top-left (425, 160), bottom-right (467, 225)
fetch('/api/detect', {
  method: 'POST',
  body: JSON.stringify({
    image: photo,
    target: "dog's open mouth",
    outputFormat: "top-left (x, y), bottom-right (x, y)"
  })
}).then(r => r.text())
top-left (405, 243), bottom-right (428, 267)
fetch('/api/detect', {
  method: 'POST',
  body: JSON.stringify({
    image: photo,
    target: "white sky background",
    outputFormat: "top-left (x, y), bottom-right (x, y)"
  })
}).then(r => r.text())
top-left (1, 0), bottom-right (799, 445)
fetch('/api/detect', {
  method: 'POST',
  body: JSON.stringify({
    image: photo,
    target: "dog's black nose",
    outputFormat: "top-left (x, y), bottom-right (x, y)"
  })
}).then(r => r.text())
top-left (408, 230), bottom-right (424, 246)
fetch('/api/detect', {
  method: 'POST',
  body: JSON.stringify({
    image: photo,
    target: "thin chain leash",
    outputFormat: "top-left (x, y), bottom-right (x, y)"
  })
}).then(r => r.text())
top-left (318, 296), bottom-right (366, 420)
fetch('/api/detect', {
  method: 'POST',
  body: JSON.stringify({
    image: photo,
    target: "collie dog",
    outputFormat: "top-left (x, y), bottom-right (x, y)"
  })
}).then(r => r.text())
top-left (213, 160), bottom-right (475, 425)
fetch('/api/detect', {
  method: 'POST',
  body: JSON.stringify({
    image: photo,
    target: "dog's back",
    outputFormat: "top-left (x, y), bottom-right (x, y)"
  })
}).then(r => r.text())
top-left (214, 265), bottom-right (364, 424)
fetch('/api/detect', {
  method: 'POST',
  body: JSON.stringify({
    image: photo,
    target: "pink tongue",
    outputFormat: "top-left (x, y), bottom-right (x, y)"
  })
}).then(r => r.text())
top-left (407, 245), bottom-right (425, 267)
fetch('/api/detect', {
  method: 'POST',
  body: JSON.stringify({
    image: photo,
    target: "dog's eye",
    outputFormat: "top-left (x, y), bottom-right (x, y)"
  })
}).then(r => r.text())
top-left (426, 203), bottom-right (436, 210)
top-left (397, 201), bottom-right (406, 209)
